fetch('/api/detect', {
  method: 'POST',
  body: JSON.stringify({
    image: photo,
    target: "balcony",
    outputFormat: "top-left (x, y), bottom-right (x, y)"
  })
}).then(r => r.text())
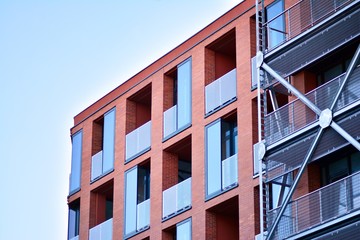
top-left (265, 65), bottom-right (360, 146)
top-left (89, 218), bottom-right (113, 240)
top-left (268, 171), bottom-right (360, 239)
top-left (125, 121), bottom-right (151, 161)
top-left (262, 0), bottom-right (359, 79)
top-left (205, 69), bottom-right (237, 115)
top-left (222, 154), bottom-right (238, 190)
top-left (137, 199), bottom-right (150, 232)
top-left (162, 177), bottom-right (192, 220)
top-left (264, 0), bottom-right (355, 52)
top-left (69, 236), bottom-right (79, 240)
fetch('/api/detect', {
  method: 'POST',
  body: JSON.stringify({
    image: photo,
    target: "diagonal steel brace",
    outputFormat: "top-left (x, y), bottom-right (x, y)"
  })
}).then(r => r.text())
top-left (262, 44), bottom-right (360, 239)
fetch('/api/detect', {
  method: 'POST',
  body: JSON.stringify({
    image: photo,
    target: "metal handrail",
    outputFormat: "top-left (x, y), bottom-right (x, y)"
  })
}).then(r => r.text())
top-left (269, 171), bottom-right (360, 214)
top-left (268, 170), bottom-right (360, 237)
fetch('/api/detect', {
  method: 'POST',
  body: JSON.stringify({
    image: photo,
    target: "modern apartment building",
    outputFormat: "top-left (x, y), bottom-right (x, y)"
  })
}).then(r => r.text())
top-left (67, 0), bottom-right (360, 239)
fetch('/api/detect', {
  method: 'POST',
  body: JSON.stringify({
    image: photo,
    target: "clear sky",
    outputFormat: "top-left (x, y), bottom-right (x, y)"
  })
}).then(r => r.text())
top-left (0, 1), bottom-right (240, 239)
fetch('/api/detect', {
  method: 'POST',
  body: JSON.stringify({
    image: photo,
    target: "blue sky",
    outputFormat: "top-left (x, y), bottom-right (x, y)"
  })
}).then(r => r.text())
top-left (0, 1), bottom-right (240, 239)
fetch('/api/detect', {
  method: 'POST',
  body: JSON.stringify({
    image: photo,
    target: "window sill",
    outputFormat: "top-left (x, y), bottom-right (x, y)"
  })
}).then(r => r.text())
top-left (205, 183), bottom-right (238, 202)
top-left (205, 97), bottom-right (237, 118)
top-left (124, 226), bottom-right (150, 240)
top-left (162, 123), bottom-right (192, 143)
top-left (90, 168), bottom-right (114, 184)
top-left (162, 206), bottom-right (192, 222)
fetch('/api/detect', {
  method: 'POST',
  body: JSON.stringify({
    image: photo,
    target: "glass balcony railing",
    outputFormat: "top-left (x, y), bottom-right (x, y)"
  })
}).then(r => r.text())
top-left (137, 199), bottom-right (150, 232)
top-left (205, 69), bottom-right (237, 114)
top-left (265, 65), bottom-right (360, 145)
top-left (263, 0), bottom-right (354, 51)
top-left (268, 171), bottom-right (360, 239)
top-left (163, 105), bottom-right (178, 138)
top-left (125, 121), bottom-right (151, 161)
top-left (162, 177), bottom-right (192, 220)
top-left (222, 154), bottom-right (238, 190)
top-left (91, 150), bottom-right (103, 181)
top-left (89, 218), bottom-right (113, 240)
top-left (69, 236), bottom-right (79, 240)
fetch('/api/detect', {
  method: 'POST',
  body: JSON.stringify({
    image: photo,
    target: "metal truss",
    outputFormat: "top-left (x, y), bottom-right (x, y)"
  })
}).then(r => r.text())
top-left (259, 44), bottom-right (360, 240)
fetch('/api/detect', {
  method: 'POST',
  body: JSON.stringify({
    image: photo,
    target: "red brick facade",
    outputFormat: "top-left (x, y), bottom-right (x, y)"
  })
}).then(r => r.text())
top-left (68, 1), bottom-right (271, 239)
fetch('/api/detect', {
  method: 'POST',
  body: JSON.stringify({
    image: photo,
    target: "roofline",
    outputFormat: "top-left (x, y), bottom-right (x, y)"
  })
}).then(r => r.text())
top-left (72, 0), bottom-right (254, 129)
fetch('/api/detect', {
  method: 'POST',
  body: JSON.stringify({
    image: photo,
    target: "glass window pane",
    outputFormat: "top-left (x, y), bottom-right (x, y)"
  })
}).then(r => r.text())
top-left (351, 152), bottom-right (360, 173)
top-left (136, 199), bottom-right (150, 231)
top-left (266, 0), bottom-right (285, 49)
top-left (324, 64), bottom-right (343, 82)
top-left (177, 59), bottom-right (192, 128)
top-left (271, 182), bottom-right (281, 209)
top-left (233, 125), bottom-right (238, 154)
top-left (125, 167), bottom-right (138, 236)
top-left (205, 79), bottom-right (220, 114)
top-left (206, 121), bottom-right (222, 197)
top-left (91, 151), bottom-right (103, 181)
top-left (221, 121), bottom-right (231, 160)
top-left (329, 158), bottom-right (348, 182)
top-left (177, 219), bottom-right (192, 240)
top-left (68, 209), bottom-right (76, 238)
top-left (219, 69), bottom-right (237, 106)
top-left (137, 166), bottom-right (150, 203)
top-left (68, 203), bottom-right (80, 239)
top-left (163, 105), bottom-right (177, 138)
top-left (103, 108), bottom-right (115, 172)
top-left (125, 129), bottom-right (137, 161)
top-left (70, 130), bottom-right (82, 193)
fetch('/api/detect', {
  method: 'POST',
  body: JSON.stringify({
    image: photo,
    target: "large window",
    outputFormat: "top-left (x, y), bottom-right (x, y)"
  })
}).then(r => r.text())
top-left (163, 58), bottom-right (192, 139)
top-left (266, 0), bottom-right (285, 49)
top-left (124, 162), bottom-right (151, 238)
top-left (69, 130), bottom-right (83, 194)
top-left (205, 115), bottom-right (238, 199)
top-left (68, 200), bottom-right (80, 240)
top-left (91, 108), bottom-right (116, 181)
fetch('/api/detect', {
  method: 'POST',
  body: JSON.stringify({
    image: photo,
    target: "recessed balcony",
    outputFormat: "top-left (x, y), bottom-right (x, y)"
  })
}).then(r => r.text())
top-left (205, 69), bottom-right (237, 115)
top-left (162, 177), bottom-right (192, 220)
